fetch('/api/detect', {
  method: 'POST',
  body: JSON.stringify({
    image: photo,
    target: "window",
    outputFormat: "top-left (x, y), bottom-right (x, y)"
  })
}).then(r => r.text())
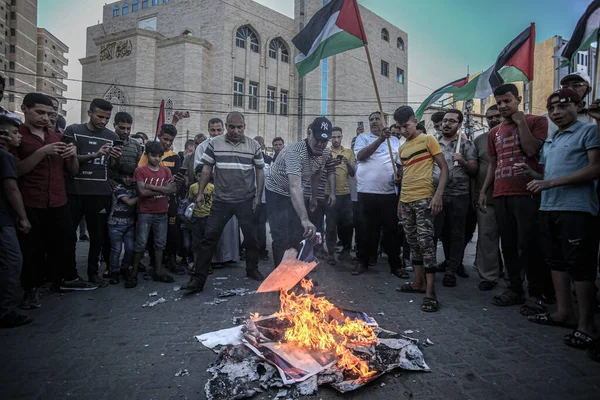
top-left (249, 82), bottom-right (259, 110)
top-left (236, 26), bottom-right (259, 53)
top-left (397, 37), bottom-right (404, 50)
top-left (8, 77), bottom-right (14, 86)
top-left (122, 3), bottom-right (129, 15)
top-left (233, 77), bottom-right (245, 108)
top-left (8, 94), bottom-right (14, 103)
top-left (268, 38), bottom-right (289, 63)
top-left (10, 11), bottom-right (15, 20)
top-left (381, 28), bottom-right (389, 42)
top-left (396, 68), bottom-right (404, 83)
top-left (10, 28), bottom-right (15, 36)
top-left (280, 90), bottom-right (288, 116)
top-left (163, 0), bottom-right (169, 3)
top-left (9, 61), bottom-right (14, 70)
top-left (142, 0), bottom-right (149, 9)
top-left (9, 45), bottom-right (15, 53)
top-left (153, 0), bottom-right (159, 5)
top-left (132, 0), bottom-right (139, 12)
top-left (113, 5), bottom-right (119, 16)
top-left (267, 86), bottom-right (276, 114)
top-left (381, 60), bottom-right (389, 77)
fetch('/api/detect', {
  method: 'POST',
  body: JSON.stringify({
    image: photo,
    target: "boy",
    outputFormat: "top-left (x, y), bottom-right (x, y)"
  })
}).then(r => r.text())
top-left (127, 142), bottom-right (177, 288)
top-left (520, 89), bottom-right (600, 349)
top-left (394, 106), bottom-right (449, 312)
top-left (107, 164), bottom-right (138, 285)
top-left (188, 164), bottom-right (215, 273)
top-left (0, 116), bottom-right (32, 328)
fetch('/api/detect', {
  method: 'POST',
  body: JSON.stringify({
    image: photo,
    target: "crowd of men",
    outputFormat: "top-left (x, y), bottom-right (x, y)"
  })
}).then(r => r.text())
top-left (0, 72), bottom-right (599, 362)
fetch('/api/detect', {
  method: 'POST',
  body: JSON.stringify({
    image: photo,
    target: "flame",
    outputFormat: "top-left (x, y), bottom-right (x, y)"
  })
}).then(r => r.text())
top-left (275, 279), bottom-right (378, 378)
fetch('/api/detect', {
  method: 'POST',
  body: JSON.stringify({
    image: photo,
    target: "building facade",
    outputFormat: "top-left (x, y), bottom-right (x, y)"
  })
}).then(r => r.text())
top-left (0, 0), bottom-right (69, 119)
top-left (80, 0), bottom-right (408, 150)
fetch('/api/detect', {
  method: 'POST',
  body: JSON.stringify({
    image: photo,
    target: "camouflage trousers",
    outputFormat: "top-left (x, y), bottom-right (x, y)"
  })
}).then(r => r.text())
top-left (401, 198), bottom-right (437, 273)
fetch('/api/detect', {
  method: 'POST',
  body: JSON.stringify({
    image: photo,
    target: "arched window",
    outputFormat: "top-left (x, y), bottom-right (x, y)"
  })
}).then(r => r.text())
top-left (104, 86), bottom-right (128, 126)
top-left (381, 28), bottom-right (389, 42)
top-left (122, 3), bottom-right (129, 15)
top-left (113, 5), bottom-right (120, 17)
top-left (132, 0), bottom-right (139, 12)
top-left (397, 37), bottom-right (404, 50)
top-left (236, 26), bottom-right (259, 53)
top-left (268, 38), bottom-right (289, 63)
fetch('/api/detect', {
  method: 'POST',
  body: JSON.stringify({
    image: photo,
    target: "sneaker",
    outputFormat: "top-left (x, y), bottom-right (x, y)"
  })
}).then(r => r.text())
top-left (60, 277), bottom-right (99, 292)
top-left (89, 273), bottom-right (109, 288)
top-left (109, 272), bottom-right (120, 285)
top-left (79, 234), bottom-right (90, 242)
top-left (0, 311), bottom-right (33, 328)
top-left (19, 289), bottom-right (41, 310)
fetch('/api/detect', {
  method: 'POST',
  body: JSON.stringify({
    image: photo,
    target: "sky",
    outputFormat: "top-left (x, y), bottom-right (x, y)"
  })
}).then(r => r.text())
top-left (38, 0), bottom-right (593, 123)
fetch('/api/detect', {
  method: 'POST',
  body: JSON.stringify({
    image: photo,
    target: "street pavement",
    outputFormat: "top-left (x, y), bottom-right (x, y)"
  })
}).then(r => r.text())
top-left (1, 236), bottom-right (600, 400)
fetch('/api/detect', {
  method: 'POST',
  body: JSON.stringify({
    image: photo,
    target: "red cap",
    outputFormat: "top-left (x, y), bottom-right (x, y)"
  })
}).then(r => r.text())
top-left (546, 87), bottom-right (582, 109)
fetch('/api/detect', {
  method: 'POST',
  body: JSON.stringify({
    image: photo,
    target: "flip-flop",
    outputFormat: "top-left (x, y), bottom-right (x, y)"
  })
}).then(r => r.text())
top-left (528, 313), bottom-right (577, 329)
top-left (396, 283), bottom-right (426, 293)
top-left (564, 330), bottom-right (595, 350)
top-left (421, 297), bottom-right (439, 312)
top-left (392, 269), bottom-right (410, 279)
top-left (152, 273), bottom-right (175, 283)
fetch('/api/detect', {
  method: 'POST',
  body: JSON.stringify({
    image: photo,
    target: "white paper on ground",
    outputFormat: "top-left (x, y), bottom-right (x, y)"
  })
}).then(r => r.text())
top-left (196, 326), bottom-right (244, 350)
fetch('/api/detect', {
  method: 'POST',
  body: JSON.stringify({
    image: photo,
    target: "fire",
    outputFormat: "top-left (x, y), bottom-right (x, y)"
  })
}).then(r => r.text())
top-left (276, 279), bottom-right (378, 378)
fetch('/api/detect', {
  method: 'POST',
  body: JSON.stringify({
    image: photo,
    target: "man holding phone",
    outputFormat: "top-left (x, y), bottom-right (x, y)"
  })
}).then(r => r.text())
top-left (112, 112), bottom-right (142, 179)
top-left (325, 127), bottom-right (356, 265)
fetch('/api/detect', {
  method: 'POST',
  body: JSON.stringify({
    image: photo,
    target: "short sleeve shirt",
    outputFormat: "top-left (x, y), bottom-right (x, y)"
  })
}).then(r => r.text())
top-left (540, 121), bottom-right (600, 215)
top-left (266, 140), bottom-right (329, 197)
top-left (487, 115), bottom-right (548, 197)
top-left (0, 149), bottom-right (17, 227)
top-left (108, 184), bottom-right (137, 225)
top-left (399, 134), bottom-right (442, 203)
top-left (189, 182), bottom-right (215, 217)
top-left (354, 133), bottom-right (401, 195)
top-left (326, 147), bottom-right (356, 196)
top-left (436, 135), bottom-right (477, 197)
top-left (64, 123), bottom-right (119, 196)
top-left (134, 165), bottom-right (173, 214)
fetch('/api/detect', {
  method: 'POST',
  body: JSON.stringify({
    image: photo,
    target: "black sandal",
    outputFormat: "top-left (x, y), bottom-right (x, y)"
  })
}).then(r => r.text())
top-left (478, 281), bottom-right (497, 291)
top-left (124, 276), bottom-right (138, 289)
top-left (396, 283), bottom-right (426, 293)
top-left (564, 330), bottom-right (595, 349)
top-left (152, 273), bottom-right (175, 283)
top-left (520, 297), bottom-right (547, 316)
top-left (391, 268), bottom-right (410, 279)
top-left (527, 313), bottom-right (577, 329)
top-left (442, 274), bottom-right (456, 287)
top-left (421, 297), bottom-right (439, 312)
top-left (492, 290), bottom-right (526, 306)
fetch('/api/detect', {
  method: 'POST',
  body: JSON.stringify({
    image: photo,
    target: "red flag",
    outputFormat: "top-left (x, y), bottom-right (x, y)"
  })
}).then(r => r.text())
top-left (155, 99), bottom-right (165, 140)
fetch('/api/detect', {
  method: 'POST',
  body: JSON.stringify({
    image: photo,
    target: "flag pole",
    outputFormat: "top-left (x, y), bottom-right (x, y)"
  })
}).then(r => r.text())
top-left (363, 43), bottom-right (398, 179)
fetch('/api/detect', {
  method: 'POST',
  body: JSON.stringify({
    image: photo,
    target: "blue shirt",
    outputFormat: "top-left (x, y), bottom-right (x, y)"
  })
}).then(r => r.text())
top-left (540, 121), bottom-right (600, 215)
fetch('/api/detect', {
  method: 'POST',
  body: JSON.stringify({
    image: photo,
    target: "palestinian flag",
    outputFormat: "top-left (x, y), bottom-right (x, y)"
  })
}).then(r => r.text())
top-left (155, 99), bottom-right (165, 140)
top-left (489, 23), bottom-right (536, 89)
top-left (293, 0), bottom-right (367, 78)
top-left (560, 0), bottom-right (600, 66)
top-left (414, 76), bottom-right (469, 121)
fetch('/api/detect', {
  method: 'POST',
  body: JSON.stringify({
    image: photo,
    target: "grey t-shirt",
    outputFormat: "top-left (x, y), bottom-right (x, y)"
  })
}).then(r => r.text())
top-left (64, 123), bottom-right (119, 196)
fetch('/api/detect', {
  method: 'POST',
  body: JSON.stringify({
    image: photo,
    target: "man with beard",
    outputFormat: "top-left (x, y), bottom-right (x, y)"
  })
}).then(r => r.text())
top-left (265, 117), bottom-right (333, 268)
top-left (112, 112), bottom-right (142, 176)
top-left (479, 84), bottom-right (552, 315)
top-left (474, 105), bottom-right (504, 291)
top-left (434, 109), bottom-right (478, 288)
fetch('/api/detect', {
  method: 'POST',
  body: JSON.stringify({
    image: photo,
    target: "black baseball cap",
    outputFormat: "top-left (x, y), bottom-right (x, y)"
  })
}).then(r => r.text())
top-left (310, 117), bottom-right (333, 141)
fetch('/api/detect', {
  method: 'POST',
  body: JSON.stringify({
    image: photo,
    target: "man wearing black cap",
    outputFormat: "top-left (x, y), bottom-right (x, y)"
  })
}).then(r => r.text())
top-left (517, 88), bottom-right (600, 349)
top-left (265, 117), bottom-right (333, 268)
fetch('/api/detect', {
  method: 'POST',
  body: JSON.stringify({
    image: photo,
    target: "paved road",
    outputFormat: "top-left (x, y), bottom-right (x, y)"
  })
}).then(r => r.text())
top-left (1, 237), bottom-right (600, 400)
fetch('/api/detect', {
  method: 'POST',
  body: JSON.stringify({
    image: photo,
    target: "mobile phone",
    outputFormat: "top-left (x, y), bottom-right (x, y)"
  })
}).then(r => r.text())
top-left (177, 167), bottom-right (188, 176)
top-left (358, 121), bottom-right (364, 129)
top-left (60, 135), bottom-right (75, 145)
top-left (113, 139), bottom-right (125, 147)
top-left (336, 154), bottom-right (344, 161)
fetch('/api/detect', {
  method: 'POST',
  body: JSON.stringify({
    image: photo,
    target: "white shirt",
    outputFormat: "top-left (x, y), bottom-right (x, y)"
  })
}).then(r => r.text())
top-left (194, 137), bottom-right (212, 169)
top-left (354, 132), bottom-right (400, 195)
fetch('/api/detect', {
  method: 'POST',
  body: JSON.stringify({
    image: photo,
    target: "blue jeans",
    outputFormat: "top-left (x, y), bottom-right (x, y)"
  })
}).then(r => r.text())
top-left (0, 227), bottom-right (23, 316)
top-left (134, 213), bottom-right (168, 253)
top-left (108, 224), bottom-right (135, 273)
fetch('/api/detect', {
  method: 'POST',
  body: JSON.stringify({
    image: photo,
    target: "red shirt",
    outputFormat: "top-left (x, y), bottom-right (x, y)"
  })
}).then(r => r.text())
top-left (134, 165), bottom-right (173, 214)
top-left (16, 125), bottom-right (69, 208)
top-left (486, 115), bottom-right (547, 198)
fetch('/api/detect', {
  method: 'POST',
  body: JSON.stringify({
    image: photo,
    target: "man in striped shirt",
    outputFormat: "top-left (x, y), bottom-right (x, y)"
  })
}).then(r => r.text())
top-left (181, 112), bottom-right (265, 291)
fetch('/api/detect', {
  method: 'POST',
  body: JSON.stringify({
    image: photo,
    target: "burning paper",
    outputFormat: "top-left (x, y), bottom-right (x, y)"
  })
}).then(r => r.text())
top-left (257, 248), bottom-right (317, 293)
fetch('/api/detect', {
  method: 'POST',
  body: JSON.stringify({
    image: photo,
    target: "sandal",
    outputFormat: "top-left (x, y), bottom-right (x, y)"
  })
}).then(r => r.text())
top-left (391, 268), bottom-right (410, 279)
top-left (396, 283), bottom-right (426, 293)
top-left (564, 330), bottom-right (595, 349)
top-left (442, 274), bottom-right (456, 287)
top-left (520, 297), bottom-right (547, 316)
top-left (589, 339), bottom-right (600, 362)
top-left (492, 289), bottom-right (526, 306)
top-left (152, 273), bottom-right (175, 283)
top-left (478, 281), bottom-right (497, 291)
top-left (124, 276), bottom-right (138, 289)
top-left (421, 297), bottom-right (439, 312)
top-left (527, 313), bottom-right (577, 329)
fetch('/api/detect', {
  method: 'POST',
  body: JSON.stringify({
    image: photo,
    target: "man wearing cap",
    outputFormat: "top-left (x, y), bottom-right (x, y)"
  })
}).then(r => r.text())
top-left (517, 88), bottom-right (600, 349)
top-left (265, 117), bottom-right (333, 268)
top-left (547, 72), bottom-right (594, 134)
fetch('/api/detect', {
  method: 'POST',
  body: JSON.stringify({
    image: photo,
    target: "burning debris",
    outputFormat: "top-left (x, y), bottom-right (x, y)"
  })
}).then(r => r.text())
top-left (199, 279), bottom-right (429, 399)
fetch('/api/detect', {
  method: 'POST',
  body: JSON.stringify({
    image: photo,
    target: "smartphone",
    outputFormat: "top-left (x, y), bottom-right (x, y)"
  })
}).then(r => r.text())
top-left (358, 121), bottom-right (364, 129)
top-left (177, 167), bottom-right (188, 176)
top-left (113, 139), bottom-right (125, 147)
top-left (336, 154), bottom-right (344, 161)
top-left (60, 135), bottom-right (75, 145)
